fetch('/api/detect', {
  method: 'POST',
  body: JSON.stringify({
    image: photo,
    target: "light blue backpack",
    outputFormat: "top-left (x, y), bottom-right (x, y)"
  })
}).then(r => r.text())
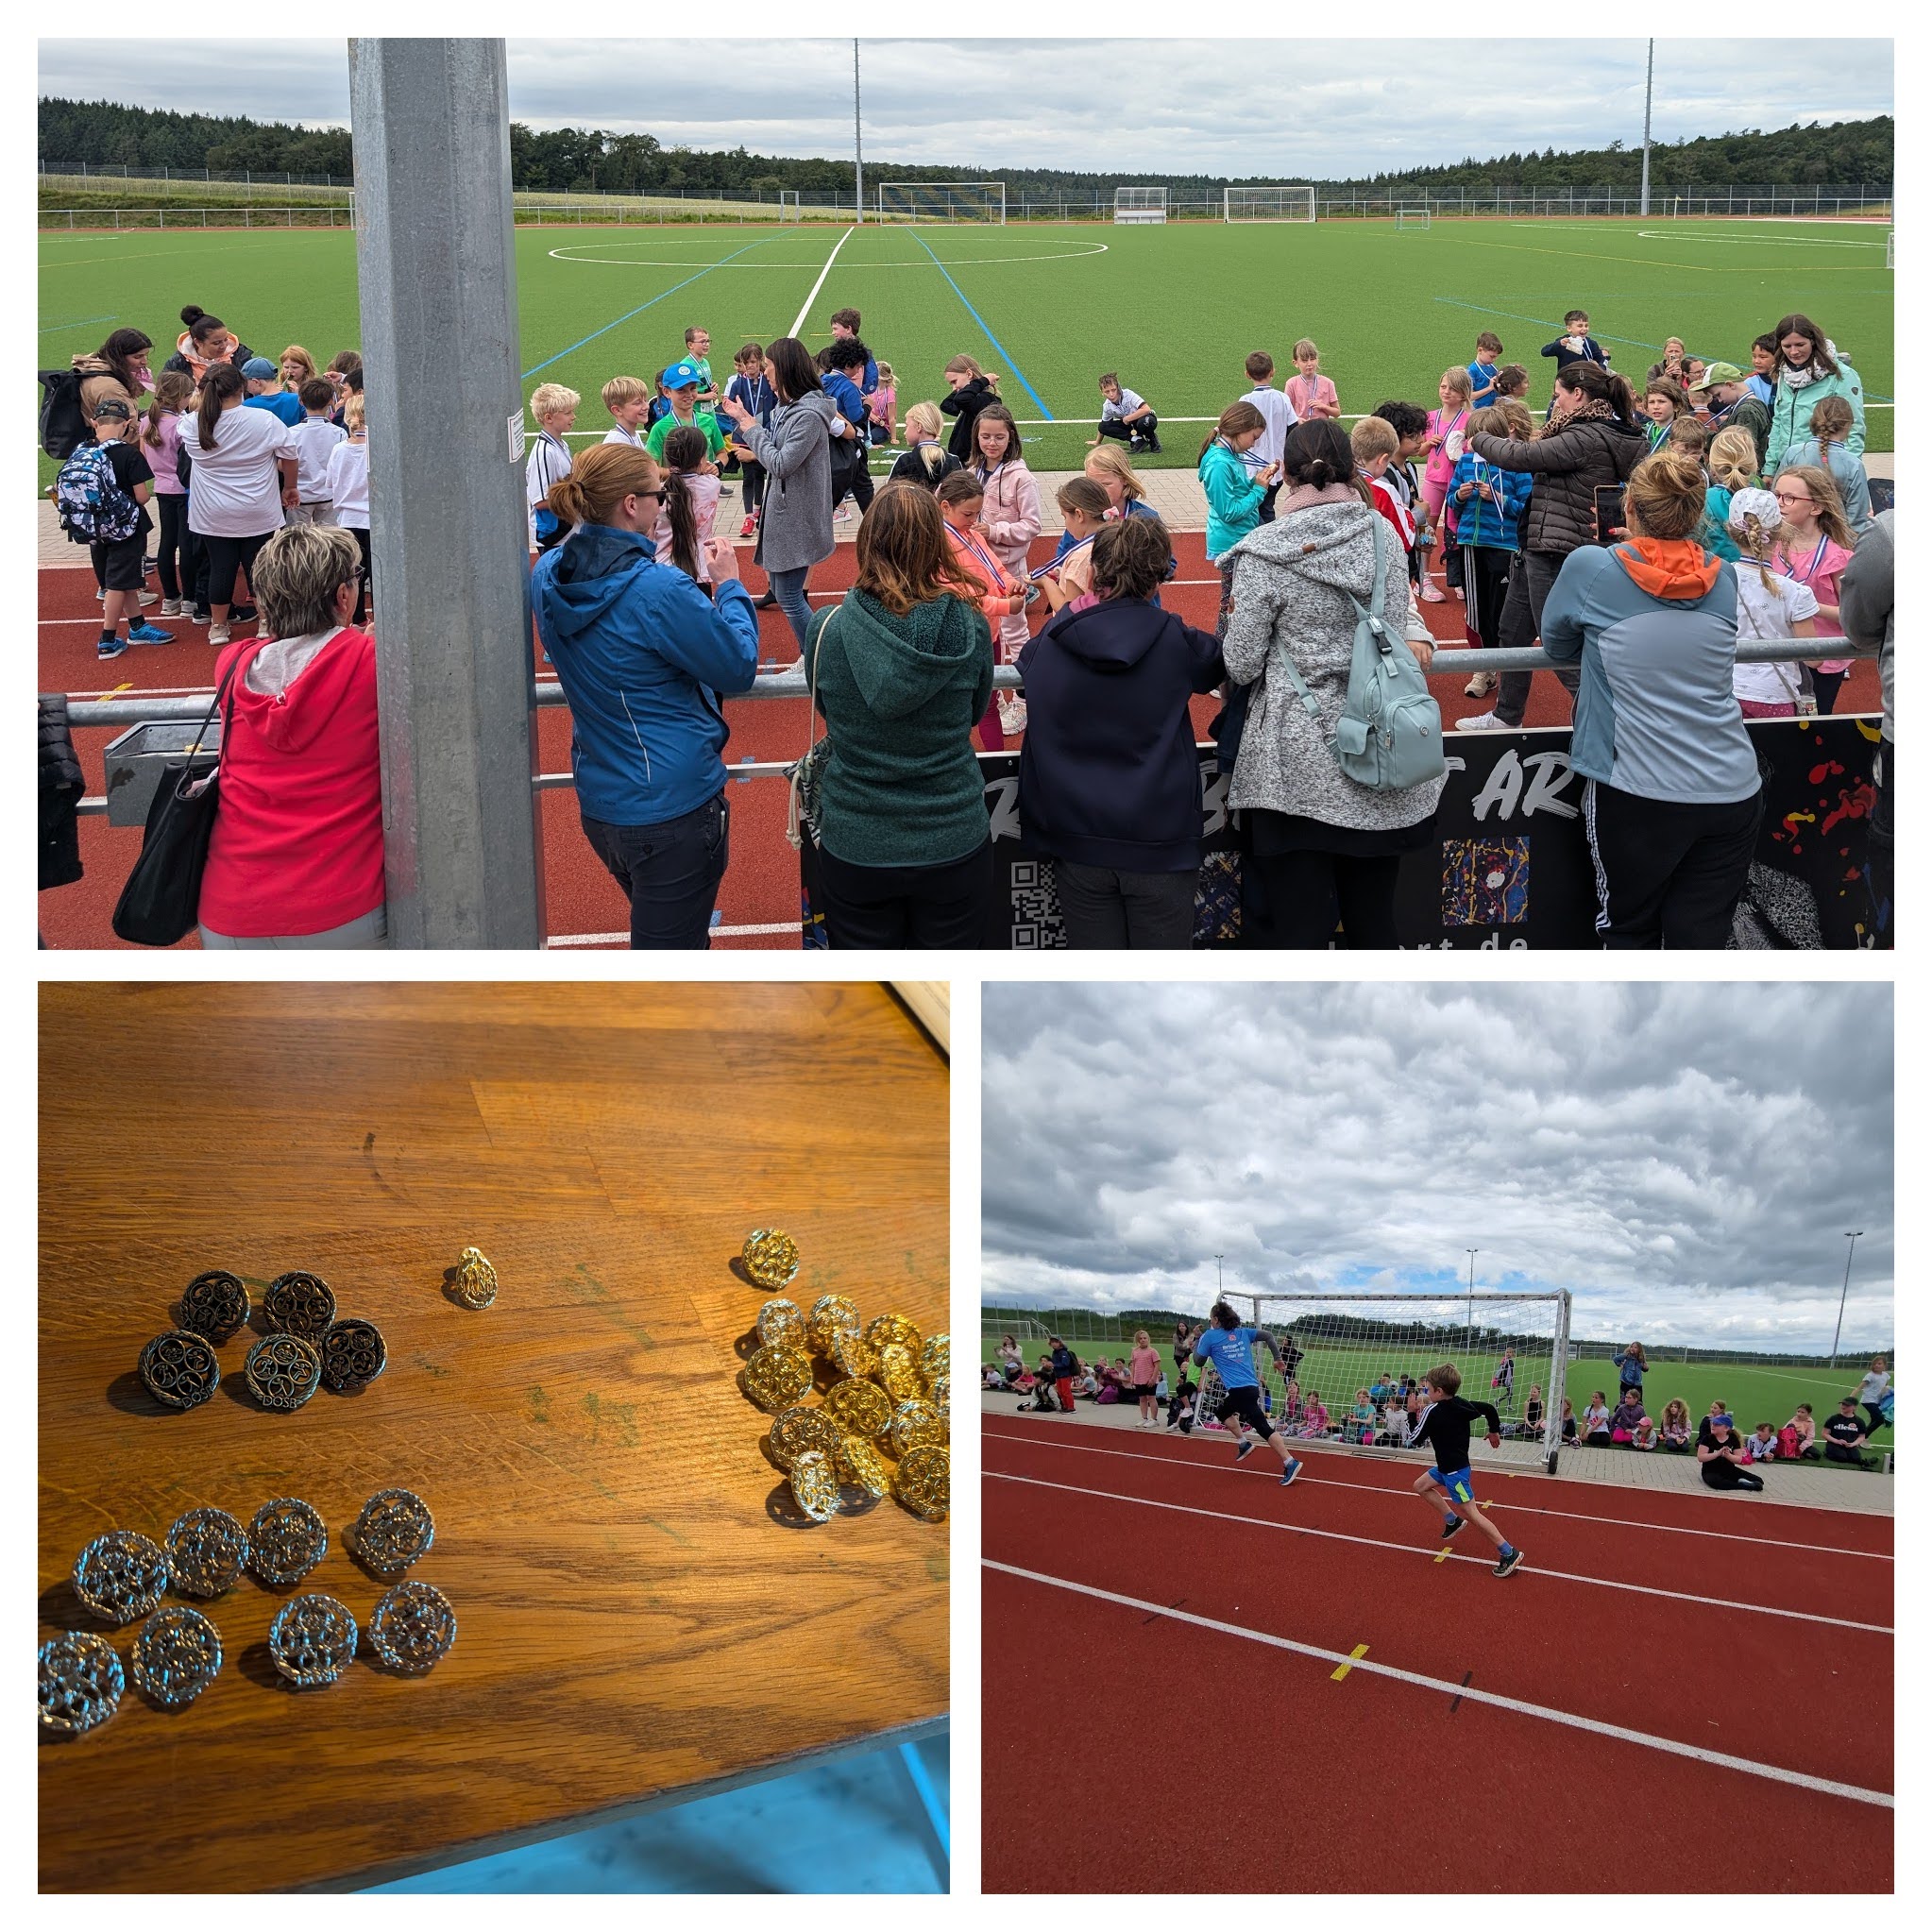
top-left (1272, 515), bottom-right (1445, 792)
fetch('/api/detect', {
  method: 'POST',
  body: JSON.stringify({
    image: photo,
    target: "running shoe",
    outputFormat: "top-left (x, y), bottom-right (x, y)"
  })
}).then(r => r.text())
top-left (1280, 1458), bottom-right (1302, 1487)
top-left (207, 623), bottom-right (230, 647)
top-left (96, 636), bottom-right (127, 660)
top-left (1233, 1440), bottom-right (1256, 1462)
top-left (230, 602), bottom-right (258, 623)
top-left (160, 599), bottom-right (184, 617)
top-left (1454, 710), bottom-right (1511, 732)
top-left (738, 517), bottom-right (756, 538)
top-left (126, 621), bottom-right (176, 645)
top-left (1464, 670), bottom-right (1497, 699)
top-left (1441, 1515), bottom-right (1466, 1540)
top-left (1419, 581), bottom-right (1448, 602)
top-left (1493, 1548), bottom-right (1524, 1578)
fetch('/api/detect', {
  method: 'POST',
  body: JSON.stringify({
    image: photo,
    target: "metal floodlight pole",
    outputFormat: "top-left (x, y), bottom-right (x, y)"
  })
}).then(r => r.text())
top-left (348, 38), bottom-right (544, 948)
top-left (1639, 38), bottom-right (1654, 217)
top-left (1830, 1229), bottom-right (1863, 1365)
top-left (853, 40), bottom-right (863, 223)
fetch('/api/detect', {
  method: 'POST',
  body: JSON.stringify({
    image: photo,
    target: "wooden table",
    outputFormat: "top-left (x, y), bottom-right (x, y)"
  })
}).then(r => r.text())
top-left (40, 982), bottom-right (950, 1892)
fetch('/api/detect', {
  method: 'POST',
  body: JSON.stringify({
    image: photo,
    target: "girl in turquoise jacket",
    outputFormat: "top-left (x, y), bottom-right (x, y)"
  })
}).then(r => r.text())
top-left (1764, 313), bottom-right (1866, 469)
top-left (1198, 400), bottom-right (1277, 561)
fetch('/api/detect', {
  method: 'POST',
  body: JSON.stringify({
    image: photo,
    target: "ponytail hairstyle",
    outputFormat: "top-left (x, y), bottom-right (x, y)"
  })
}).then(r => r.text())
top-left (1806, 394), bottom-right (1855, 449)
top-left (1551, 361), bottom-right (1639, 429)
top-left (1777, 465), bottom-right (1856, 551)
top-left (1622, 448), bottom-right (1708, 544)
top-left (181, 305), bottom-right (232, 352)
top-left (1729, 492), bottom-right (1784, 594)
top-left (1084, 442), bottom-right (1146, 502)
top-left (945, 352), bottom-right (999, 395)
top-left (1492, 364), bottom-right (1529, 398)
top-left (196, 361), bottom-right (245, 449)
top-left (1706, 426), bottom-right (1759, 494)
top-left (144, 369), bottom-right (193, 449)
top-left (902, 400), bottom-right (947, 481)
top-left (1199, 398), bottom-right (1266, 464)
top-left (658, 423), bottom-right (707, 581)
top-left (544, 441), bottom-right (663, 533)
top-left (344, 391), bottom-right (366, 434)
top-left (1280, 416), bottom-right (1370, 505)
top-left (972, 402), bottom-right (1021, 471)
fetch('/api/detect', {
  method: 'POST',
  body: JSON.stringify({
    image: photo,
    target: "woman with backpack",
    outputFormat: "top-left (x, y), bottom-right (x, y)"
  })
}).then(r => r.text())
top-left (70, 328), bottom-right (156, 423)
top-left (1537, 449), bottom-right (1762, 947)
top-left (1457, 362), bottom-right (1649, 733)
top-left (1218, 418), bottom-right (1444, 949)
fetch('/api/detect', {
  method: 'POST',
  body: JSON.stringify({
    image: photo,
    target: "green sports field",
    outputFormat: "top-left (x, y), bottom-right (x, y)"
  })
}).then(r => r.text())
top-left (979, 1328), bottom-right (1893, 1460)
top-left (38, 214), bottom-right (1893, 492)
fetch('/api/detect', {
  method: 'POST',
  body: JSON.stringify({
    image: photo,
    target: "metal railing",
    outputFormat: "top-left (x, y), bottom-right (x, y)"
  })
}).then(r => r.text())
top-left (60, 636), bottom-right (1879, 818)
top-left (41, 205), bottom-right (357, 229)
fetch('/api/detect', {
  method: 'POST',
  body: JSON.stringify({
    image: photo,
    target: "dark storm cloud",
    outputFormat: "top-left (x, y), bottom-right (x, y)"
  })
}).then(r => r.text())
top-left (981, 984), bottom-right (1892, 1347)
top-left (37, 37), bottom-right (1891, 177)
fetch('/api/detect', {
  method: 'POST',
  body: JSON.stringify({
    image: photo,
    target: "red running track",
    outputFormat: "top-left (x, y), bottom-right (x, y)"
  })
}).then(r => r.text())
top-left (38, 536), bottom-right (1880, 950)
top-left (983, 1415), bottom-right (1892, 1893)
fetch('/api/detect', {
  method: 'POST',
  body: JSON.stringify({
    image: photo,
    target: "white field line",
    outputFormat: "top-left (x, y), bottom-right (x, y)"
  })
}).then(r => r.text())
top-left (787, 226), bottom-right (856, 340)
top-left (981, 1419), bottom-right (1893, 1560)
top-left (982, 1558), bottom-right (1893, 1810)
top-left (984, 1466), bottom-right (1892, 1635)
top-left (546, 923), bottom-right (795, 947)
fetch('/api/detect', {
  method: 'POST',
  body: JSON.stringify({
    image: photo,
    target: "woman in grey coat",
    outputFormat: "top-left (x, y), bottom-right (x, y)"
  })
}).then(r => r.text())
top-left (720, 335), bottom-right (836, 649)
top-left (1221, 418), bottom-right (1444, 948)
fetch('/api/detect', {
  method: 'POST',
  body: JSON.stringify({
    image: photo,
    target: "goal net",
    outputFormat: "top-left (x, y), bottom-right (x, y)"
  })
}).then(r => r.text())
top-left (777, 189), bottom-right (802, 222)
top-left (1114, 186), bottom-right (1168, 225)
top-left (1225, 185), bottom-right (1315, 223)
top-left (877, 181), bottom-right (1006, 224)
top-left (1395, 205), bottom-right (1432, 230)
top-left (1188, 1291), bottom-right (1569, 1473)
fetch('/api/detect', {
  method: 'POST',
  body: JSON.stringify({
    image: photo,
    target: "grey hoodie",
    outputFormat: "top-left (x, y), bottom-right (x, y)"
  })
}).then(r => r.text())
top-left (744, 390), bottom-right (838, 575)
top-left (1221, 498), bottom-right (1447, 833)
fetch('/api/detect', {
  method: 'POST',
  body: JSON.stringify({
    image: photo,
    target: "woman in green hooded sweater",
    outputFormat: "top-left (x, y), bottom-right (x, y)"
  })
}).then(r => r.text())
top-left (803, 481), bottom-right (997, 947)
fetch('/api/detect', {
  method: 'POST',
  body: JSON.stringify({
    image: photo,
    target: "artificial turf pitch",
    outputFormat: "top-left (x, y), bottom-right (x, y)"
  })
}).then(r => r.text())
top-left (38, 213), bottom-right (1894, 493)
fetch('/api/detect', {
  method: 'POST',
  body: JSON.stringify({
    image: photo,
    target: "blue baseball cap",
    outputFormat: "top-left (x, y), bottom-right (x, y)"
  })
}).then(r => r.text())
top-left (242, 357), bottom-right (278, 380)
top-left (661, 361), bottom-right (702, 390)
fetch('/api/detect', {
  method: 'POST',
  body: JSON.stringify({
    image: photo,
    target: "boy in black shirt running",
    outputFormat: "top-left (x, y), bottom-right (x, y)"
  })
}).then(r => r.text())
top-left (1403, 1363), bottom-right (1524, 1578)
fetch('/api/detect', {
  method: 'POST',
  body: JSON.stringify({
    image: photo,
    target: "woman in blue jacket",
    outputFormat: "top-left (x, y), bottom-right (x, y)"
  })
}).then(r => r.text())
top-left (1017, 515), bottom-right (1224, 947)
top-left (1197, 401), bottom-right (1278, 562)
top-left (531, 443), bottom-right (761, 948)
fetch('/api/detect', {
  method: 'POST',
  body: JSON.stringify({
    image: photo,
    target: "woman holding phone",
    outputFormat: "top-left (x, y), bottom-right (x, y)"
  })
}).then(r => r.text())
top-left (1456, 363), bottom-right (1647, 734)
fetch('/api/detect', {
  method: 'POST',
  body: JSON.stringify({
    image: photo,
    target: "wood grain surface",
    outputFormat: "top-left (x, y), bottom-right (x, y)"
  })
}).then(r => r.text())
top-left (39, 981), bottom-right (950, 1892)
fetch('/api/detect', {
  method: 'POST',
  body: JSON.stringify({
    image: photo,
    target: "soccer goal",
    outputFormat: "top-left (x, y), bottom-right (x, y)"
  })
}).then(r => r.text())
top-left (1190, 1290), bottom-right (1570, 1474)
top-left (776, 189), bottom-right (802, 221)
top-left (1395, 204), bottom-right (1432, 230)
top-left (1225, 185), bottom-right (1315, 223)
top-left (1887, 229), bottom-right (1894, 269)
top-left (876, 181), bottom-right (1006, 225)
top-left (1114, 186), bottom-right (1168, 225)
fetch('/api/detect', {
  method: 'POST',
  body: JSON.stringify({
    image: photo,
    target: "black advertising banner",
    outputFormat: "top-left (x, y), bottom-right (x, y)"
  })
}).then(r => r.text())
top-left (983, 715), bottom-right (1881, 950)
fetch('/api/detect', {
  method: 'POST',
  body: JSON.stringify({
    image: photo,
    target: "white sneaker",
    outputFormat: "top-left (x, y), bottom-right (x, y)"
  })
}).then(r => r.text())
top-left (208, 622), bottom-right (231, 647)
top-left (1464, 670), bottom-right (1497, 699)
top-left (160, 599), bottom-right (184, 617)
top-left (1454, 709), bottom-right (1512, 732)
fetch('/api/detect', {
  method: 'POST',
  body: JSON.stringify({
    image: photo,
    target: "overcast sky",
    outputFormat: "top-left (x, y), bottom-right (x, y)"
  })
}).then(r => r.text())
top-left (37, 36), bottom-right (1893, 177)
top-left (981, 983), bottom-right (1893, 1350)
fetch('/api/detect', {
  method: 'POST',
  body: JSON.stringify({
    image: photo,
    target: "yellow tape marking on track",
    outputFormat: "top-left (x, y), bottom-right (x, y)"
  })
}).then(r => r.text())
top-left (1330, 1643), bottom-right (1369, 1682)
top-left (96, 683), bottom-right (132, 700)
top-left (1434, 1548), bottom-right (1451, 1564)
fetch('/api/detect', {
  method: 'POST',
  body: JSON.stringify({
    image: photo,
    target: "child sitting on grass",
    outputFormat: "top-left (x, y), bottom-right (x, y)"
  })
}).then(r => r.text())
top-left (1405, 1362), bottom-right (1523, 1577)
top-left (1295, 1389), bottom-right (1330, 1439)
top-left (1658, 1398), bottom-right (1693, 1451)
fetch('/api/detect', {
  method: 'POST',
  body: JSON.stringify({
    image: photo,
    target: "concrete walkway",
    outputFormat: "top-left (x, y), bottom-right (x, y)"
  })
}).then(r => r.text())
top-left (980, 1388), bottom-right (1893, 1517)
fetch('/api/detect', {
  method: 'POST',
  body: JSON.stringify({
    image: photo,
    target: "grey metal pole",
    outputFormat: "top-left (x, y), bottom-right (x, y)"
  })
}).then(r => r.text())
top-left (1465, 1247), bottom-right (1477, 1346)
top-left (1830, 1229), bottom-right (1862, 1365)
top-left (854, 40), bottom-right (863, 223)
top-left (1214, 1254), bottom-right (1224, 1298)
top-left (348, 38), bottom-right (544, 949)
top-left (1639, 39), bottom-right (1653, 216)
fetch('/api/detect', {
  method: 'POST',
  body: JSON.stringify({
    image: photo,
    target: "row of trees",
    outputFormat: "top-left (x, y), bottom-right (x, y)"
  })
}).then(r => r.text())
top-left (41, 96), bottom-right (1892, 197)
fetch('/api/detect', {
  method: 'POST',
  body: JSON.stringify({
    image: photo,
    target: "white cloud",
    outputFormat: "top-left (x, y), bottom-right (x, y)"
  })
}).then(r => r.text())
top-left (36, 38), bottom-right (1892, 178)
top-left (980, 983), bottom-right (1893, 1349)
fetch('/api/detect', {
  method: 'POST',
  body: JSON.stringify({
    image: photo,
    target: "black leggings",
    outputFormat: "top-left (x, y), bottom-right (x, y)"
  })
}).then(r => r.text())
top-left (739, 459), bottom-right (766, 521)
top-left (1248, 848), bottom-right (1404, 949)
top-left (1701, 1459), bottom-right (1764, 1491)
top-left (196, 528), bottom-right (274, 609)
top-left (155, 494), bottom-right (189, 602)
top-left (347, 525), bottom-right (372, 625)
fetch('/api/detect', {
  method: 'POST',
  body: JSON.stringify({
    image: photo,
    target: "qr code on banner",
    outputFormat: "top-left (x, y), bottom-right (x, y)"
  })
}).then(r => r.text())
top-left (1010, 861), bottom-right (1067, 949)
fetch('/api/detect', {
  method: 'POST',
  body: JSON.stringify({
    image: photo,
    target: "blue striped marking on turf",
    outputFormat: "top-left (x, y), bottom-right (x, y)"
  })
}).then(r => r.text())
top-left (905, 229), bottom-right (1053, 419)
top-left (40, 314), bottom-right (117, 334)
top-left (1432, 297), bottom-right (1894, 402)
top-left (521, 236), bottom-right (774, 380)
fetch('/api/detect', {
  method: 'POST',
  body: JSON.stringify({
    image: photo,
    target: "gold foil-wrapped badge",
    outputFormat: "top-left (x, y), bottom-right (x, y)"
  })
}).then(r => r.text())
top-left (741, 1229), bottom-right (801, 1291)
top-left (789, 1450), bottom-right (840, 1523)
top-left (742, 1345), bottom-right (813, 1414)
top-left (894, 1446), bottom-right (949, 1521)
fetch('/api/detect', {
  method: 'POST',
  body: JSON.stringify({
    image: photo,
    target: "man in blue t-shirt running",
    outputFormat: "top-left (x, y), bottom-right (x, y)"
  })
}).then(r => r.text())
top-left (1193, 1301), bottom-right (1302, 1485)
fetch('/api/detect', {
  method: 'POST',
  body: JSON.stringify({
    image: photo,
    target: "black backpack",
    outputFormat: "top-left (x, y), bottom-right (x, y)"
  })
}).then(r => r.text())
top-left (39, 368), bottom-right (89, 460)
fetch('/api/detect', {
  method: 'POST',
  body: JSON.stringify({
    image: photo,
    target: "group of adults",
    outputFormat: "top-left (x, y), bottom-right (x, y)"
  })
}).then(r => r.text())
top-left (62, 304), bottom-right (1894, 953)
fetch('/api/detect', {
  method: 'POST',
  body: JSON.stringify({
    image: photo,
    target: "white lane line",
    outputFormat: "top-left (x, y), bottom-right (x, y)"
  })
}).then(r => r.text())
top-left (985, 1468), bottom-right (1892, 1635)
top-left (545, 922), bottom-right (796, 948)
top-left (981, 1421), bottom-right (1893, 1561)
top-left (787, 227), bottom-right (856, 340)
top-left (982, 1559), bottom-right (1893, 1810)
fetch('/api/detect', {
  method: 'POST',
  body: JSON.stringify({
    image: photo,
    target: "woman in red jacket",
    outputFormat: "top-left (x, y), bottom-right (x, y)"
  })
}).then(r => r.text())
top-left (197, 524), bottom-right (385, 947)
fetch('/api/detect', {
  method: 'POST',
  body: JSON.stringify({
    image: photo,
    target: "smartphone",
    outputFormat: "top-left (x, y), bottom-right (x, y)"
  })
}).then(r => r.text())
top-left (1593, 485), bottom-right (1627, 546)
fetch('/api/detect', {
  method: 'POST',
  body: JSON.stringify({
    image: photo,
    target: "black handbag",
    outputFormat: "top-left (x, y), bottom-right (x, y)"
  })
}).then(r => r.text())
top-left (110, 659), bottom-right (241, 946)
